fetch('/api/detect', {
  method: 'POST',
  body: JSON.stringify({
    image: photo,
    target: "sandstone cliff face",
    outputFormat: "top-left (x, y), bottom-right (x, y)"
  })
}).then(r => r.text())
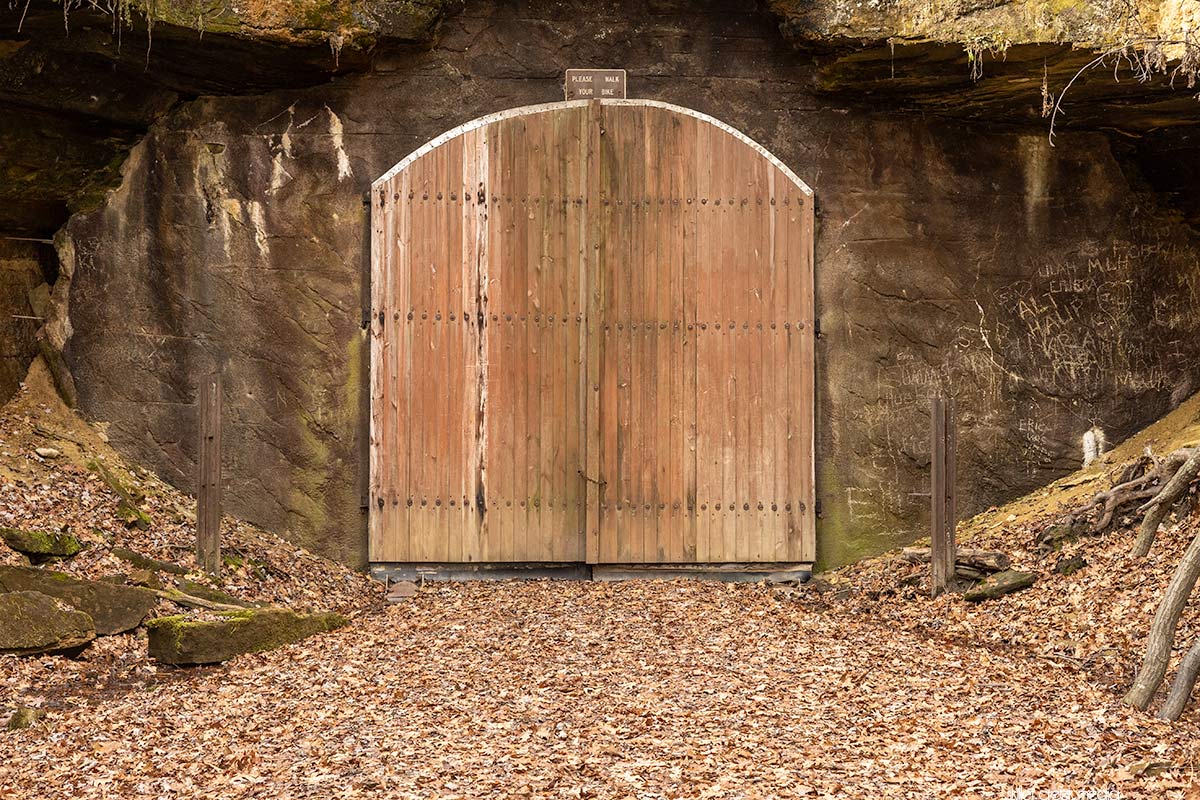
top-left (0, 242), bottom-right (49, 403)
top-left (57, 0), bottom-right (1200, 567)
top-left (772, 0), bottom-right (1200, 47)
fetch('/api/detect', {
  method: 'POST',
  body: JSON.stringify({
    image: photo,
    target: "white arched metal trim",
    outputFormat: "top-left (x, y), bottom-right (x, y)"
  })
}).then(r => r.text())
top-left (371, 98), bottom-right (812, 196)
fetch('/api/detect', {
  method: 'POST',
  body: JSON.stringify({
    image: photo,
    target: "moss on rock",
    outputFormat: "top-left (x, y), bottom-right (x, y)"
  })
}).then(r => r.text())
top-left (0, 527), bottom-right (82, 561)
top-left (5, 706), bottom-right (46, 730)
top-left (146, 607), bottom-right (348, 665)
top-left (0, 565), bottom-right (156, 635)
top-left (0, 591), bottom-right (95, 656)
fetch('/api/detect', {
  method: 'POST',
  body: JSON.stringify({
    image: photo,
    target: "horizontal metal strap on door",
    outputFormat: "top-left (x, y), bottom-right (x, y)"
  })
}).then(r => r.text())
top-left (599, 197), bottom-right (799, 206)
top-left (601, 502), bottom-right (807, 512)
top-left (400, 312), bottom-right (582, 325)
top-left (486, 314), bottom-right (584, 323)
top-left (601, 322), bottom-right (806, 331)
top-left (389, 497), bottom-right (587, 508)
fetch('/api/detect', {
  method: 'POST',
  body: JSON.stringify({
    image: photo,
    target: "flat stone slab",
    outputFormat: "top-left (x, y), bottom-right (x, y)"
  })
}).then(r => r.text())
top-left (0, 591), bottom-right (95, 656)
top-left (146, 607), bottom-right (348, 665)
top-left (964, 570), bottom-right (1038, 602)
top-left (110, 547), bottom-right (188, 575)
top-left (0, 565), bottom-right (156, 635)
top-left (1, 528), bottom-right (82, 561)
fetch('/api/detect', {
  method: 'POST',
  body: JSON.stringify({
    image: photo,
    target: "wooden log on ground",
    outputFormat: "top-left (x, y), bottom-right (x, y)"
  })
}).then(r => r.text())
top-left (902, 547), bottom-right (1012, 573)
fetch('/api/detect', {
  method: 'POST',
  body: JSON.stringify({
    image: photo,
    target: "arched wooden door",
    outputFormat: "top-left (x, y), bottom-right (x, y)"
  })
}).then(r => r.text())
top-left (370, 99), bottom-right (814, 567)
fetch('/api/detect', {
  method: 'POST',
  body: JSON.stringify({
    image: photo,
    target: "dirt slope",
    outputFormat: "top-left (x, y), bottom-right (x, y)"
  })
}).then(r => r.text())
top-left (0, 357), bottom-right (382, 614)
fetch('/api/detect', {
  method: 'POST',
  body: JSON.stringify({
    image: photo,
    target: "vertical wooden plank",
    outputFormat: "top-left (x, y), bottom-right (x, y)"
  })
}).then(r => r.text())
top-left (435, 142), bottom-right (453, 563)
top-left (784, 186), bottom-right (806, 562)
top-left (500, 124), bottom-right (518, 562)
top-left (766, 168), bottom-right (786, 562)
top-left (694, 118), bottom-right (714, 564)
top-left (664, 112), bottom-right (684, 563)
top-left (732, 131), bottom-right (753, 563)
top-left (595, 104), bottom-right (617, 564)
top-left (682, 115), bottom-right (699, 563)
top-left (746, 153), bottom-right (766, 563)
top-left (931, 397), bottom-right (948, 597)
top-left (458, 129), bottom-right (476, 562)
top-left (471, 125), bottom-right (491, 562)
top-left (585, 101), bottom-right (603, 564)
top-left (396, 169), bottom-right (412, 563)
top-left (197, 370), bottom-right (222, 575)
top-left (798, 188), bottom-right (817, 563)
top-left (368, 180), bottom-right (386, 561)
top-left (715, 133), bottom-right (734, 568)
top-left (651, 112), bottom-right (670, 562)
top-left (947, 398), bottom-right (958, 573)
top-left (521, 121), bottom-right (541, 561)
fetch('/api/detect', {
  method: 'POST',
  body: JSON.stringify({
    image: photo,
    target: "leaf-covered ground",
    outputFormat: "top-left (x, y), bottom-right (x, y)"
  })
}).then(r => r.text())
top-left (3, 573), bottom-right (1199, 799)
top-left (5, 364), bottom-right (1200, 797)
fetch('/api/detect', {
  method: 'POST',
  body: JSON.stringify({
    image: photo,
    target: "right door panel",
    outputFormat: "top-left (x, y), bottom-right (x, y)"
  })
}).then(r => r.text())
top-left (593, 102), bottom-right (815, 565)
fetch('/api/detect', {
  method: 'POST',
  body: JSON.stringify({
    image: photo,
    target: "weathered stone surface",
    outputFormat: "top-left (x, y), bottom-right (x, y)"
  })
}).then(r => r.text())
top-left (0, 528), bottom-right (82, 561)
top-left (0, 1), bottom-right (453, 239)
top-left (0, 591), bottom-right (95, 656)
top-left (110, 547), bottom-right (188, 575)
top-left (0, 241), bottom-right (49, 404)
top-left (964, 570), bottom-right (1038, 601)
top-left (57, 0), bottom-right (1200, 570)
top-left (146, 608), bottom-right (348, 665)
top-left (1054, 554), bottom-right (1088, 576)
top-left (0, 566), bottom-right (156, 635)
top-left (1038, 519), bottom-right (1088, 551)
top-left (5, 706), bottom-right (46, 730)
top-left (902, 547), bottom-right (1011, 572)
top-left (386, 581), bottom-right (419, 602)
top-left (771, 0), bottom-right (1198, 50)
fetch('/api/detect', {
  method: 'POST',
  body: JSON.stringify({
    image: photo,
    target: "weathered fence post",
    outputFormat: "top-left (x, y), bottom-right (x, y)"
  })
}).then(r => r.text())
top-left (197, 371), bottom-right (222, 575)
top-left (930, 397), bottom-right (957, 597)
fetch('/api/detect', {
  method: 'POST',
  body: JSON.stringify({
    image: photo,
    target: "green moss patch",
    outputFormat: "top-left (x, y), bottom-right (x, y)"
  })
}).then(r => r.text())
top-left (146, 607), bottom-right (349, 665)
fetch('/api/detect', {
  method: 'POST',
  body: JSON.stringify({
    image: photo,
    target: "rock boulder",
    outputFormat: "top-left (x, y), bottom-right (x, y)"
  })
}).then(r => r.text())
top-left (0, 591), bottom-right (95, 655)
top-left (964, 570), bottom-right (1038, 602)
top-left (0, 528), bottom-right (82, 561)
top-left (0, 565), bottom-right (156, 634)
top-left (146, 608), bottom-right (348, 665)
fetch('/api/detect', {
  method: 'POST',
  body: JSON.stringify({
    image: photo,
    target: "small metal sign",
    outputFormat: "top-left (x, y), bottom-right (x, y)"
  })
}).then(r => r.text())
top-left (564, 69), bottom-right (627, 101)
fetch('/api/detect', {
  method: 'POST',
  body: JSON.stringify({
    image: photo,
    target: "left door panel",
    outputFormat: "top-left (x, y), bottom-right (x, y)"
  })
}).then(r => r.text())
top-left (370, 106), bottom-right (590, 563)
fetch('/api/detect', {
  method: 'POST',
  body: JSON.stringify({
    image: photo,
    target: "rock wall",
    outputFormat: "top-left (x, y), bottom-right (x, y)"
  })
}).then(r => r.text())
top-left (62, 0), bottom-right (1200, 568)
top-left (0, 241), bottom-right (50, 404)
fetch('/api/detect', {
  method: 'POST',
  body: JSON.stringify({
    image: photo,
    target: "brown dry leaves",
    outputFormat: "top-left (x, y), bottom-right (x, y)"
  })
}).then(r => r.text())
top-left (5, 366), bottom-right (1200, 796)
top-left (3, 573), bottom-right (1200, 799)
top-left (0, 364), bottom-right (383, 616)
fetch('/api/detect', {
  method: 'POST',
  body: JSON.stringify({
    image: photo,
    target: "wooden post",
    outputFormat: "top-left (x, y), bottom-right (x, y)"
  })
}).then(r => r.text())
top-left (197, 371), bottom-right (222, 575)
top-left (930, 397), bottom-right (957, 597)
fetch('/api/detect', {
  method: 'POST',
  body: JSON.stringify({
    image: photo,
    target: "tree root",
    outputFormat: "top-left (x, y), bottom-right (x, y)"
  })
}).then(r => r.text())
top-left (1124, 529), bottom-right (1200, 710)
top-left (1064, 447), bottom-right (1198, 541)
top-left (1132, 448), bottom-right (1200, 557)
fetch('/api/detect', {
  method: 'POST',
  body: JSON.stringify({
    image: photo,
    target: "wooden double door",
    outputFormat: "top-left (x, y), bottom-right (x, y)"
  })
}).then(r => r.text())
top-left (369, 100), bottom-right (814, 566)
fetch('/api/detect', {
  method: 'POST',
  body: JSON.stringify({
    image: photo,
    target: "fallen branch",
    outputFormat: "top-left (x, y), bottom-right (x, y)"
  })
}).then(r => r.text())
top-left (902, 547), bottom-right (1011, 573)
top-left (154, 588), bottom-right (245, 613)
